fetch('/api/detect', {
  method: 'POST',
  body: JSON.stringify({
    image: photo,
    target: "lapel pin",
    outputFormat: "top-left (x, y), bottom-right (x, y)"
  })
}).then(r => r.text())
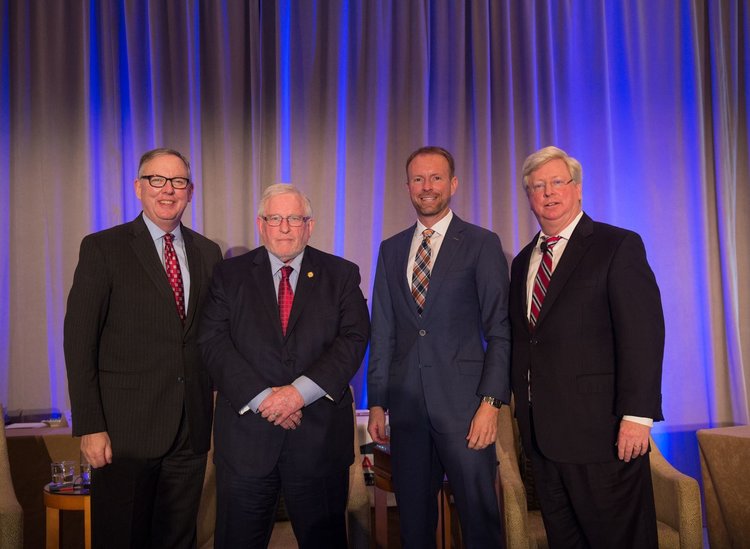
top-left (307, 271), bottom-right (314, 278)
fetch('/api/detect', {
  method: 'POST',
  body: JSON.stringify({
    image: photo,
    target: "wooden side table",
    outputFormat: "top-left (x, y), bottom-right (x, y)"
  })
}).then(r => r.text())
top-left (372, 444), bottom-right (456, 548)
top-left (43, 484), bottom-right (91, 549)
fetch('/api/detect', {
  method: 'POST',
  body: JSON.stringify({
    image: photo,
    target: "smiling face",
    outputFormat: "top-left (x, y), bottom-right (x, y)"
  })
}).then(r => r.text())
top-left (256, 192), bottom-right (315, 263)
top-left (134, 153), bottom-right (193, 233)
top-left (526, 158), bottom-right (582, 235)
top-left (406, 153), bottom-right (458, 227)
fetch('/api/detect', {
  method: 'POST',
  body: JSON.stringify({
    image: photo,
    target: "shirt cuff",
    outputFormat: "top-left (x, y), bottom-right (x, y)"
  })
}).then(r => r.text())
top-left (292, 376), bottom-right (327, 406)
top-left (239, 387), bottom-right (274, 415)
top-left (622, 415), bottom-right (653, 427)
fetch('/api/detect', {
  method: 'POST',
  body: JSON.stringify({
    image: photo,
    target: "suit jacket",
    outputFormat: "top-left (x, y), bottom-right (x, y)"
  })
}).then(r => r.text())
top-left (198, 245), bottom-right (370, 477)
top-left (509, 213), bottom-right (664, 464)
top-left (64, 213), bottom-right (222, 459)
top-left (367, 215), bottom-right (511, 433)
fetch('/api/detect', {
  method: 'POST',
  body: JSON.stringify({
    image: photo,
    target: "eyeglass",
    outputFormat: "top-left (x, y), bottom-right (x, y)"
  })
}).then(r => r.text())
top-left (262, 215), bottom-right (311, 227)
top-left (140, 174), bottom-right (191, 189)
top-left (528, 178), bottom-right (574, 194)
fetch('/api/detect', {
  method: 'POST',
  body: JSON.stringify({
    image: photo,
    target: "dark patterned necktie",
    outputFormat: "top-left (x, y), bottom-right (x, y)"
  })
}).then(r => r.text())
top-left (411, 229), bottom-right (435, 316)
top-left (163, 233), bottom-right (186, 322)
top-left (279, 266), bottom-right (294, 336)
top-left (529, 236), bottom-right (561, 329)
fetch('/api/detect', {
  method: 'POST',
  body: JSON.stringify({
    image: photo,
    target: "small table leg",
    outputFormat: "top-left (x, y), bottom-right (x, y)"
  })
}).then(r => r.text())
top-left (374, 485), bottom-right (388, 548)
top-left (46, 506), bottom-right (60, 549)
top-left (84, 495), bottom-right (92, 549)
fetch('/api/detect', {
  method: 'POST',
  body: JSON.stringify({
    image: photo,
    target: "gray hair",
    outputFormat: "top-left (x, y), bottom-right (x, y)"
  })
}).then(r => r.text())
top-left (257, 184), bottom-right (314, 218)
top-left (521, 146), bottom-right (582, 189)
top-left (137, 148), bottom-right (192, 180)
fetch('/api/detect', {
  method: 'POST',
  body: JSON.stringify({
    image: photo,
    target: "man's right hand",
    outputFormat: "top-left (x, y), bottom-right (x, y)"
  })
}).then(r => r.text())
top-left (80, 431), bottom-right (113, 468)
top-left (368, 406), bottom-right (390, 444)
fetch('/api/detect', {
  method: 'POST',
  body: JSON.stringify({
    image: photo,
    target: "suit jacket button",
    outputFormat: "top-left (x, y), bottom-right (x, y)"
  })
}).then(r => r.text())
top-left (530, 339), bottom-right (538, 345)
top-left (419, 329), bottom-right (427, 336)
top-left (177, 376), bottom-right (185, 383)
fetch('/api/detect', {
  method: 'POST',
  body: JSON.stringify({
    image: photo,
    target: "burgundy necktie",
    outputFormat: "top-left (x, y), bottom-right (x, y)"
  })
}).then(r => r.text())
top-left (529, 236), bottom-right (561, 329)
top-left (411, 229), bottom-right (434, 316)
top-left (163, 233), bottom-right (186, 322)
top-left (279, 266), bottom-right (294, 336)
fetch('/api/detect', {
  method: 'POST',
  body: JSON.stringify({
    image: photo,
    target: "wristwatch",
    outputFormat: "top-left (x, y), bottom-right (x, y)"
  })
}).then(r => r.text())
top-left (481, 395), bottom-right (502, 409)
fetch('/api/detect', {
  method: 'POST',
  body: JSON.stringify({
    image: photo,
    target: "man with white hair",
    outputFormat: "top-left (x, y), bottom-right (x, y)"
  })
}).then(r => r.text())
top-left (199, 184), bottom-right (370, 548)
top-left (510, 146), bottom-right (664, 548)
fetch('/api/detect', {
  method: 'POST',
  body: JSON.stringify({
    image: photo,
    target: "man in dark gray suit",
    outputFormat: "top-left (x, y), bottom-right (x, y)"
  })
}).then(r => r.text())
top-left (367, 146), bottom-right (509, 547)
top-left (64, 148), bottom-right (222, 548)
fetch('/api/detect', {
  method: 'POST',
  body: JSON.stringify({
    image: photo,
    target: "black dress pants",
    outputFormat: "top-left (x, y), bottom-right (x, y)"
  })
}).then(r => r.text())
top-left (90, 416), bottom-right (207, 549)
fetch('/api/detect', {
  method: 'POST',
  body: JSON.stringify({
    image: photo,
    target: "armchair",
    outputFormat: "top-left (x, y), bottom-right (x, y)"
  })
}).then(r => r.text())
top-left (0, 408), bottom-right (23, 549)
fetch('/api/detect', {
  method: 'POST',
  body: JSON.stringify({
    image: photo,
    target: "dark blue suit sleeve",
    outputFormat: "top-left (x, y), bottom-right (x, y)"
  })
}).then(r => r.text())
top-left (475, 231), bottom-right (512, 403)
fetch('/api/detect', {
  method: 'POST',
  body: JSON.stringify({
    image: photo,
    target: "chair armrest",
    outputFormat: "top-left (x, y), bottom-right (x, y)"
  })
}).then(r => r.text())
top-left (496, 404), bottom-right (531, 549)
top-left (346, 459), bottom-right (371, 549)
top-left (649, 438), bottom-right (703, 548)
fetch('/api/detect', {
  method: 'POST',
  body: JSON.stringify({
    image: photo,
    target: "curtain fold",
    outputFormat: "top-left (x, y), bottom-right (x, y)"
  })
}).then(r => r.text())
top-left (0, 0), bottom-right (747, 429)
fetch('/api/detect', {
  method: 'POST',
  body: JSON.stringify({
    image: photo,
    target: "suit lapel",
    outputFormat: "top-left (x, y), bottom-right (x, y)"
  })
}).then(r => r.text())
top-left (284, 247), bottom-right (318, 339)
top-left (249, 249), bottom-right (282, 337)
top-left (515, 239), bottom-right (536, 334)
top-left (129, 215), bottom-right (176, 308)
top-left (535, 214), bottom-right (595, 328)
top-left (419, 216), bottom-right (465, 318)
top-left (182, 227), bottom-right (202, 333)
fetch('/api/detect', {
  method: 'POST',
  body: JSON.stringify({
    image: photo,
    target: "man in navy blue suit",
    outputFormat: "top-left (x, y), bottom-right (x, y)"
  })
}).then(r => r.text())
top-left (367, 146), bottom-right (509, 547)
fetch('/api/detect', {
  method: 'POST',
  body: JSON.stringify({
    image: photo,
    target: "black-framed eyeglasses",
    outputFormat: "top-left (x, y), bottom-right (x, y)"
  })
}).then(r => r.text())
top-left (261, 215), bottom-right (311, 227)
top-left (527, 178), bottom-right (574, 194)
top-left (140, 174), bottom-right (191, 189)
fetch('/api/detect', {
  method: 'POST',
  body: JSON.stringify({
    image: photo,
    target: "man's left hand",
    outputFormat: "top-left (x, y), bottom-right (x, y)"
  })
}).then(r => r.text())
top-left (617, 419), bottom-right (651, 462)
top-left (466, 402), bottom-right (499, 450)
top-left (258, 385), bottom-right (305, 426)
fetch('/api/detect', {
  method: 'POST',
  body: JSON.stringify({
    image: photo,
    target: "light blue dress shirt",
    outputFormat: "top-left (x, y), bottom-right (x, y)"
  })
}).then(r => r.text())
top-left (142, 214), bottom-right (191, 315)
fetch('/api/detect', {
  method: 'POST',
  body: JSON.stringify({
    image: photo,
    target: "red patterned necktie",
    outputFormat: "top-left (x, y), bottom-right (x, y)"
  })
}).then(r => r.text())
top-left (278, 266), bottom-right (294, 336)
top-left (529, 236), bottom-right (561, 329)
top-left (163, 233), bottom-right (186, 322)
top-left (411, 229), bottom-right (435, 316)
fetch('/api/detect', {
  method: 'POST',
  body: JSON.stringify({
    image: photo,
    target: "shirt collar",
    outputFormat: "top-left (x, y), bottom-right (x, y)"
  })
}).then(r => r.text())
top-left (268, 249), bottom-right (305, 274)
top-left (142, 213), bottom-right (183, 243)
top-left (415, 209), bottom-right (453, 238)
top-left (538, 210), bottom-right (584, 248)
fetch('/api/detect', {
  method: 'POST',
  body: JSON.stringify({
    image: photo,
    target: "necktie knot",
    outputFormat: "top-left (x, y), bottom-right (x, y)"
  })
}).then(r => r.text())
top-left (422, 229), bottom-right (435, 240)
top-left (542, 235), bottom-right (561, 253)
top-left (164, 233), bottom-right (174, 243)
top-left (281, 265), bottom-right (293, 280)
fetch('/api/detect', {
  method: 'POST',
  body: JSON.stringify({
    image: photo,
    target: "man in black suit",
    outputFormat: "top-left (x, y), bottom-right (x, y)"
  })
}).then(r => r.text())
top-left (367, 146), bottom-right (509, 547)
top-left (64, 148), bottom-right (222, 548)
top-left (510, 146), bottom-right (664, 548)
top-left (199, 183), bottom-right (370, 548)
